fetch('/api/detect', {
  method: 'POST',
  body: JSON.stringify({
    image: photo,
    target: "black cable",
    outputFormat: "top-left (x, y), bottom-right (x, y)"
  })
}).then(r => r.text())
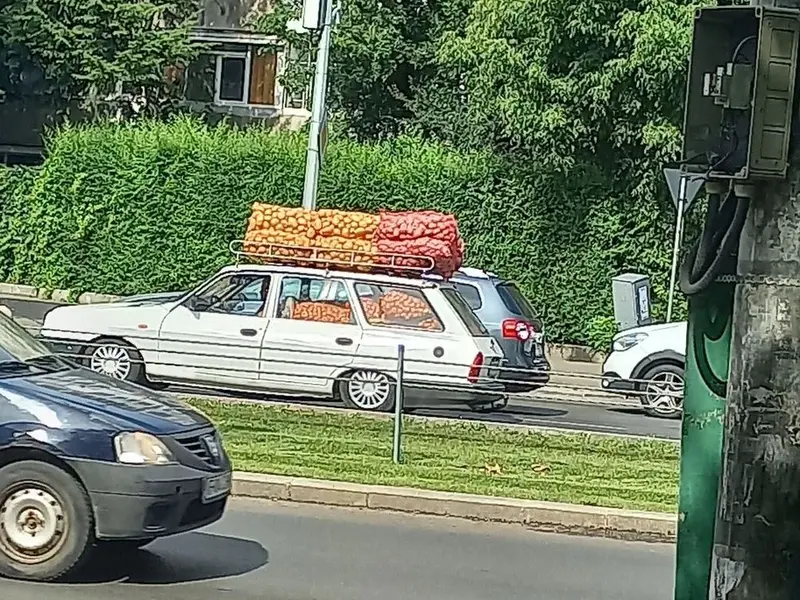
top-left (679, 186), bottom-right (750, 296)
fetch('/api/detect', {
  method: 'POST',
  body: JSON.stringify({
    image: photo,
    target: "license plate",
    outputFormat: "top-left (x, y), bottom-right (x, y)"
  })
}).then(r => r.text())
top-left (202, 472), bottom-right (232, 502)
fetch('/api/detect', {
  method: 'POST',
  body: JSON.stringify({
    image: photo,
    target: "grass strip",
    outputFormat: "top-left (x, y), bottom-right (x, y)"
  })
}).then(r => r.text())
top-left (188, 399), bottom-right (679, 513)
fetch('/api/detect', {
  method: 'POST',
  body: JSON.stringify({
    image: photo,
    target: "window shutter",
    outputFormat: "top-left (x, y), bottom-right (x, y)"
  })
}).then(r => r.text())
top-left (249, 50), bottom-right (277, 106)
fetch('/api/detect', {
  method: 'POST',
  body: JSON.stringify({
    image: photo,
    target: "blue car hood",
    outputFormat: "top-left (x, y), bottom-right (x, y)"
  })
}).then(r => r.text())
top-left (0, 366), bottom-right (210, 435)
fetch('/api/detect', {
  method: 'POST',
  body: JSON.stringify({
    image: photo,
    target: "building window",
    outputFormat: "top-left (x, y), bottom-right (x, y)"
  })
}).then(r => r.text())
top-left (214, 52), bottom-right (250, 104)
top-left (218, 55), bottom-right (247, 102)
top-left (210, 48), bottom-right (278, 107)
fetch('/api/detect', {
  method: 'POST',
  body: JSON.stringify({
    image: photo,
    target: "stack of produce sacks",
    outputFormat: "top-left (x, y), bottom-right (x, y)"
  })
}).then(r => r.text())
top-left (373, 210), bottom-right (463, 278)
top-left (291, 301), bottom-right (353, 324)
top-left (361, 291), bottom-right (442, 330)
top-left (244, 204), bottom-right (378, 265)
top-left (243, 203), bottom-right (464, 278)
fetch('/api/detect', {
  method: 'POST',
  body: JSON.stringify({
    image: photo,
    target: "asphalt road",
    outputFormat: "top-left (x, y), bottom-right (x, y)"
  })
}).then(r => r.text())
top-left (3, 499), bottom-right (676, 600)
top-left (1, 295), bottom-right (681, 440)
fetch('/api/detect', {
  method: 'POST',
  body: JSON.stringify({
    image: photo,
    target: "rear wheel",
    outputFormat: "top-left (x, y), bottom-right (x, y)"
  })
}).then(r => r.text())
top-left (0, 461), bottom-right (94, 581)
top-left (639, 363), bottom-right (684, 419)
top-left (339, 370), bottom-right (395, 412)
top-left (84, 338), bottom-right (144, 384)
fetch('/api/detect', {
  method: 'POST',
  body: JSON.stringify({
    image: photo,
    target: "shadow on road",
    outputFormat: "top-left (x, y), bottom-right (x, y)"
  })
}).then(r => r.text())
top-left (68, 532), bottom-right (268, 585)
top-left (422, 404), bottom-right (569, 422)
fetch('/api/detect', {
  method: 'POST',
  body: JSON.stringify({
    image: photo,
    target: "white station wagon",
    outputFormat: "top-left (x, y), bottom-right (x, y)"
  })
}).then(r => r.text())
top-left (38, 258), bottom-right (507, 412)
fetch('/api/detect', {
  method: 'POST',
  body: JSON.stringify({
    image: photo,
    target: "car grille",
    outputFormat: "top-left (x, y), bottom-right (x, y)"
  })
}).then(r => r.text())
top-left (174, 430), bottom-right (221, 467)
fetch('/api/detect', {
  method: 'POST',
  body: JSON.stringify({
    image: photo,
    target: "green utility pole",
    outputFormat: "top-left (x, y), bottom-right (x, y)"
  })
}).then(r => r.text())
top-left (676, 0), bottom-right (800, 597)
top-left (674, 278), bottom-right (733, 600)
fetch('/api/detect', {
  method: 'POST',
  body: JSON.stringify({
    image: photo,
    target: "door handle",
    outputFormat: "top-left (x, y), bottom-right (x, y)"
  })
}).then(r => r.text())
top-left (240, 328), bottom-right (258, 337)
top-left (335, 337), bottom-right (353, 346)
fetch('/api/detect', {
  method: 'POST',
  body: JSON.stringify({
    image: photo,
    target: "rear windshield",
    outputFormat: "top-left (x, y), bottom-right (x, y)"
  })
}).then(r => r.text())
top-left (452, 282), bottom-right (482, 310)
top-left (496, 282), bottom-right (538, 319)
top-left (441, 288), bottom-right (489, 337)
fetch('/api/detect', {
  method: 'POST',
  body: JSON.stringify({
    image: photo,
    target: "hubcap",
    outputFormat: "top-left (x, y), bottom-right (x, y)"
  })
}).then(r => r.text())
top-left (0, 486), bottom-right (67, 564)
top-left (644, 372), bottom-right (684, 415)
top-left (90, 344), bottom-right (132, 380)
top-left (347, 371), bottom-right (391, 410)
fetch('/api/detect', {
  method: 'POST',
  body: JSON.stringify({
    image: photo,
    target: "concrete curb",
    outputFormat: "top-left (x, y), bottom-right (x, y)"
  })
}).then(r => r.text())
top-left (0, 283), bottom-right (38, 298)
top-left (0, 283), bottom-right (121, 304)
top-left (231, 472), bottom-right (677, 541)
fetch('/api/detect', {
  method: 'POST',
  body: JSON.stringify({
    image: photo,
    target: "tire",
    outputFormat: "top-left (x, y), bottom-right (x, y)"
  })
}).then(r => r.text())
top-left (0, 460), bottom-right (94, 581)
top-left (83, 338), bottom-right (144, 384)
top-left (339, 370), bottom-right (395, 412)
top-left (639, 363), bottom-right (685, 419)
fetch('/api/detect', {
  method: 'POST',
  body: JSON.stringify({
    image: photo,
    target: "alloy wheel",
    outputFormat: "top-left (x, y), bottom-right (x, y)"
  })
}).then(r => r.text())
top-left (347, 371), bottom-right (392, 410)
top-left (90, 344), bottom-right (132, 380)
top-left (643, 371), bottom-right (684, 416)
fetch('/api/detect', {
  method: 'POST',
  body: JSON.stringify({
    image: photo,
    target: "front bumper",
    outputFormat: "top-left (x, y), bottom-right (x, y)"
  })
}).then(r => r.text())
top-left (40, 337), bottom-right (85, 361)
top-left (600, 371), bottom-right (637, 394)
top-left (68, 458), bottom-right (230, 541)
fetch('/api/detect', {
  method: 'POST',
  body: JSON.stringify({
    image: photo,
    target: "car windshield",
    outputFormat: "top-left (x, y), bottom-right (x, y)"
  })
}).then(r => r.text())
top-left (496, 282), bottom-right (538, 319)
top-left (0, 312), bottom-right (57, 363)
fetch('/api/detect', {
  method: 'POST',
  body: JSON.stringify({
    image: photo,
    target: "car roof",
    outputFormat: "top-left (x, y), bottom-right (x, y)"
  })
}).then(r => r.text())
top-left (220, 263), bottom-right (439, 288)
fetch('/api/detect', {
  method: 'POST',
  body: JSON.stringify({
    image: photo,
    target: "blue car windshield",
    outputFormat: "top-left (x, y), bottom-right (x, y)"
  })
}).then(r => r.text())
top-left (0, 312), bottom-right (55, 364)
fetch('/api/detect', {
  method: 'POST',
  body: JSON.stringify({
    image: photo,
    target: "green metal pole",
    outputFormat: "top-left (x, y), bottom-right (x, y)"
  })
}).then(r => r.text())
top-left (673, 280), bottom-right (733, 600)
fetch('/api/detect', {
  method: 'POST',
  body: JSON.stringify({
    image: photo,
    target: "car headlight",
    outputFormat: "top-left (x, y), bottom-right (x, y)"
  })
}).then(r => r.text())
top-left (114, 432), bottom-right (175, 465)
top-left (612, 332), bottom-right (648, 352)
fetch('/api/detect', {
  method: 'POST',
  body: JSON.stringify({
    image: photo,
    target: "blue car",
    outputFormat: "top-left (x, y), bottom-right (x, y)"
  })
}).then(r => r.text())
top-left (0, 311), bottom-right (231, 581)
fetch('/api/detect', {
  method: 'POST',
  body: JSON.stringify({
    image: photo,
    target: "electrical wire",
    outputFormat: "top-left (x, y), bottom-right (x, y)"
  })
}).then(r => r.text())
top-left (679, 184), bottom-right (749, 296)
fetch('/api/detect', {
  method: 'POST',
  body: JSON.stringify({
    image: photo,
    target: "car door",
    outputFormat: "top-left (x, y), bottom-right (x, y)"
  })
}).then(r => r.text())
top-left (259, 274), bottom-right (362, 395)
top-left (153, 271), bottom-right (273, 388)
top-left (349, 282), bottom-right (460, 387)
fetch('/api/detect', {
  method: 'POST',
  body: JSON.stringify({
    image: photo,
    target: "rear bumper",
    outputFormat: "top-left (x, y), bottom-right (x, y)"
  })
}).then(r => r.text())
top-left (67, 458), bottom-right (230, 541)
top-left (498, 359), bottom-right (551, 392)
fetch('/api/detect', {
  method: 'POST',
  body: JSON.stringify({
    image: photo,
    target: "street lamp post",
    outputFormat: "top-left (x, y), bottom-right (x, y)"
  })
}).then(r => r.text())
top-left (299, 0), bottom-right (337, 211)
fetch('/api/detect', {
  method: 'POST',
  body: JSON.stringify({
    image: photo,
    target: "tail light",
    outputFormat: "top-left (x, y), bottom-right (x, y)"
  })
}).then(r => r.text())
top-left (502, 318), bottom-right (532, 341)
top-left (468, 352), bottom-right (484, 383)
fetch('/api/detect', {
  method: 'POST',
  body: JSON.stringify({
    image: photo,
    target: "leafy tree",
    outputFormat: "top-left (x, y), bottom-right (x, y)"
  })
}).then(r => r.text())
top-left (0, 0), bottom-right (199, 117)
top-left (253, 0), bottom-right (468, 141)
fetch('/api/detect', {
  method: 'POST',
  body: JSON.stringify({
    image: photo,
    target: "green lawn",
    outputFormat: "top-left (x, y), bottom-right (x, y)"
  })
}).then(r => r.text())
top-left (188, 399), bottom-right (680, 513)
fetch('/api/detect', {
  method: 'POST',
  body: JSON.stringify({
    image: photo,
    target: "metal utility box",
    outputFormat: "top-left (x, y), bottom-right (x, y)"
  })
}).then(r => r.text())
top-left (612, 273), bottom-right (652, 331)
top-left (682, 5), bottom-right (800, 180)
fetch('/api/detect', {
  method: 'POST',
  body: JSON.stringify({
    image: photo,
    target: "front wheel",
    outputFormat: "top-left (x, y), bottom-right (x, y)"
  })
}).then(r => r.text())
top-left (0, 461), bottom-right (94, 581)
top-left (84, 338), bottom-right (144, 383)
top-left (639, 364), bottom-right (685, 419)
top-left (339, 370), bottom-right (395, 412)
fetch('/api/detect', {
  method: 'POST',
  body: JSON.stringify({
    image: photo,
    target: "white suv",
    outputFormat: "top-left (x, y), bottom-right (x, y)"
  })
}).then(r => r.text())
top-left (600, 321), bottom-right (687, 418)
top-left (38, 262), bottom-right (507, 413)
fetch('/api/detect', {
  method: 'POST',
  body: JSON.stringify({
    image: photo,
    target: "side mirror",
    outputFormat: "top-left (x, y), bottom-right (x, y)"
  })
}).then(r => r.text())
top-left (187, 296), bottom-right (212, 312)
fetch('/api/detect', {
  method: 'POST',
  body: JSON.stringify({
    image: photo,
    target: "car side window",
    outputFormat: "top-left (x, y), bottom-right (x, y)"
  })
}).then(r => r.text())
top-left (453, 282), bottom-right (482, 310)
top-left (189, 273), bottom-right (272, 317)
top-left (354, 283), bottom-right (443, 331)
top-left (276, 276), bottom-right (354, 324)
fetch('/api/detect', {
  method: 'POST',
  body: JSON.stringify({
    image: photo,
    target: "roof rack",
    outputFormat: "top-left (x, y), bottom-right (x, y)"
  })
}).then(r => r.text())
top-left (229, 240), bottom-right (436, 277)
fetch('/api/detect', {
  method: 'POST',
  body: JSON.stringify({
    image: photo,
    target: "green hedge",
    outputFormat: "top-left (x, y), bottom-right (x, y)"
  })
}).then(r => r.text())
top-left (0, 116), bottom-right (683, 344)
